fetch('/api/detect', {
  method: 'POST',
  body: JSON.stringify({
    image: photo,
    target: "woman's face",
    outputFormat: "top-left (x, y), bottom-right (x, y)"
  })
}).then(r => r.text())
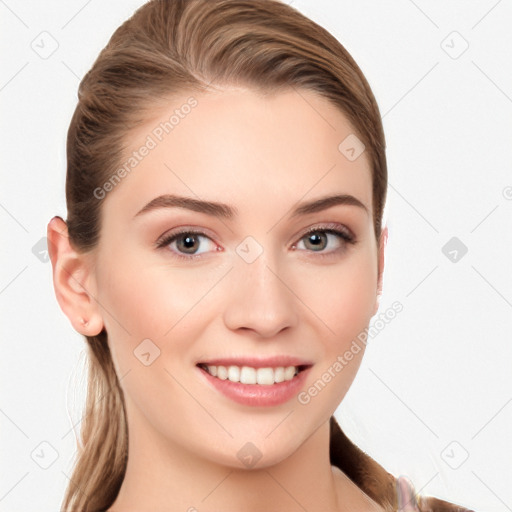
top-left (90, 86), bottom-right (385, 468)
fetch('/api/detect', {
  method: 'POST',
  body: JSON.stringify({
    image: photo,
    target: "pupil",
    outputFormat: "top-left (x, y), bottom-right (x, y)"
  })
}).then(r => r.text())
top-left (179, 234), bottom-right (197, 253)
top-left (307, 232), bottom-right (325, 250)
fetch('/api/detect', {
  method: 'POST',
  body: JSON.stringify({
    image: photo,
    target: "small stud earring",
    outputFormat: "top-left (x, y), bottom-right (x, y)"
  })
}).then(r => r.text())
top-left (81, 318), bottom-right (89, 327)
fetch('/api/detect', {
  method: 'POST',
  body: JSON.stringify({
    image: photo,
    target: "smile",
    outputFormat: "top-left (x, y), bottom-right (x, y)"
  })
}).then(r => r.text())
top-left (197, 364), bottom-right (309, 385)
top-left (195, 355), bottom-right (314, 406)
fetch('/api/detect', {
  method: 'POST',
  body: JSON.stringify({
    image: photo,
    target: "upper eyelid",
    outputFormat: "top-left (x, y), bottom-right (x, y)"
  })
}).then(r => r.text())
top-left (300, 224), bottom-right (352, 236)
top-left (291, 223), bottom-right (354, 245)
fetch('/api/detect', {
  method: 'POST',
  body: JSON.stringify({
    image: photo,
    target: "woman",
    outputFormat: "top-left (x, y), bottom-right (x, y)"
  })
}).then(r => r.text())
top-left (47, 0), bottom-right (474, 510)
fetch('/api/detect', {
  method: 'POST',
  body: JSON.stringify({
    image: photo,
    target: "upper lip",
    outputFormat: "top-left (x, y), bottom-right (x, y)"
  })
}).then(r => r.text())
top-left (197, 356), bottom-right (313, 369)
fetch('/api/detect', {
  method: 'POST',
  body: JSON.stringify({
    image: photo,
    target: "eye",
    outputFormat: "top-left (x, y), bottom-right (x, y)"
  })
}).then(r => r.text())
top-left (156, 228), bottom-right (218, 260)
top-left (155, 223), bottom-right (357, 261)
top-left (292, 223), bottom-right (356, 257)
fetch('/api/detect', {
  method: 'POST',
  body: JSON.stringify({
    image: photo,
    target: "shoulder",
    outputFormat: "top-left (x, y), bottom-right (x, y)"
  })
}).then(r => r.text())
top-left (398, 475), bottom-right (475, 512)
top-left (329, 416), bottom-right (475, 512)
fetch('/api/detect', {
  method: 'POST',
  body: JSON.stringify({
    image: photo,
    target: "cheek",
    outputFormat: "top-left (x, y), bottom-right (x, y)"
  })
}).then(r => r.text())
top-left (94, 249), bottom-right (227, 384)
top-left (96, 251), bottom-right (211, 339)
top-left (293, 256), bottom-right (376, 413)
top-left (297, 251), bottom-right (377, 343)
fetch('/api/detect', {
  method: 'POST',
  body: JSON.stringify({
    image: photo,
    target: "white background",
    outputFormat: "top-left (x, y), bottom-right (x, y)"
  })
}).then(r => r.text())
top-left (1, 1), bottom-right (511, 510)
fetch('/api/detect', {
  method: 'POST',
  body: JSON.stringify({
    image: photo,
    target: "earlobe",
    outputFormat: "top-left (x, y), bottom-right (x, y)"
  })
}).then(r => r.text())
top-left (47, 216), bottom-right (104, 336)
top-left (373, 225), bottom-right (388, 316)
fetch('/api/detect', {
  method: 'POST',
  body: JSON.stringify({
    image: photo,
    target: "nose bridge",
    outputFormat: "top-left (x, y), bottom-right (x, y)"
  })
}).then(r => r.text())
top-left (223, 236), bottom-right (298, 336)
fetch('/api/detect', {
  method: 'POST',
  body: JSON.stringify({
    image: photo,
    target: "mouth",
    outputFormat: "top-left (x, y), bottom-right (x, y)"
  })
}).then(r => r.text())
top-left (196, 363), bottom-right (312, 385)
top-left (195, 357), bottom-right (314, 407)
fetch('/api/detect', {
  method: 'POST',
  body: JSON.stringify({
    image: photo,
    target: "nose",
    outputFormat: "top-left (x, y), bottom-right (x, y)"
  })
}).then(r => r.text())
top-left (222, 248), bottom-right (299, 338)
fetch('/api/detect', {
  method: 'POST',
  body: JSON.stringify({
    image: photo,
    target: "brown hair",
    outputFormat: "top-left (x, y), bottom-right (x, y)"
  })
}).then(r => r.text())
top-left (62, 0), bottom-right (388, 510)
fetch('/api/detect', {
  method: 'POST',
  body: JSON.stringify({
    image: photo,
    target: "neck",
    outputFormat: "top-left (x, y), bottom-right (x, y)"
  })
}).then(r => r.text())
top-left (108, 413), bottom-right (371, 512)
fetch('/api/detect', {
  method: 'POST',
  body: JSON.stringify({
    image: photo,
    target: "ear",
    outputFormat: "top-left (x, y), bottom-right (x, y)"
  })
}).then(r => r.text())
top-left (372, 224), bottom-right (388, 316)
top-left (47, 216), bottom-right (104, 336)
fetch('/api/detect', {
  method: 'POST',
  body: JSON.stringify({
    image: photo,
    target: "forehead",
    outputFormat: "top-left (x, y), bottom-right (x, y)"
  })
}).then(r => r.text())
top-left (102, 86), bottom-right (373, 222)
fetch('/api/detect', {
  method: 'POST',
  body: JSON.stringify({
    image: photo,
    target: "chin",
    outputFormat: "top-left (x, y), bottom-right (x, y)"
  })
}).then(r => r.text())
top-left (199, 433), bottom-right (302, 471)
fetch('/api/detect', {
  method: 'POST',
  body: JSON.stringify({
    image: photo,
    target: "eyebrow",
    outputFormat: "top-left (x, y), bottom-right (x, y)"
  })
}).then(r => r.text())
top-left (133, 193), bottom-right (369, 220)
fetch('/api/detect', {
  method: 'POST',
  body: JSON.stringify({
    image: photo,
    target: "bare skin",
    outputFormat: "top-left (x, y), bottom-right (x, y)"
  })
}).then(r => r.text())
top-left (48, 85), bottom-right (388, 511)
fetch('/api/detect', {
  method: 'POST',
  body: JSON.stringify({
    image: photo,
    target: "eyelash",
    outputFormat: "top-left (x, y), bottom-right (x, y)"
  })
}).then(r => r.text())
top-left (155, 223), bottom-right (357, 261)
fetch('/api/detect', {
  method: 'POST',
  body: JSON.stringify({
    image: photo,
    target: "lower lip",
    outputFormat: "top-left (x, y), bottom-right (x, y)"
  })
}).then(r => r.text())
top-left (197, 365), bottom-right (312, 407)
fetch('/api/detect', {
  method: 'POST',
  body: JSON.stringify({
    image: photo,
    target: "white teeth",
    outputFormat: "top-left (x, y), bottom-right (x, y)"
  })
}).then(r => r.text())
top-left (216, 366), bottom-right (228, 380)
top-left (284, 366), bottom-right (296, 380)
top-left (204, 365), bottom-right (300, 385)
top-left (227, 365), bottom-right (240, 382)
top-left (240, 366), bottom-right (257, 384)
top-left (274, 367), bottom-right (284, 383)
top-left (256, 368), bottom-right (274, 385)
